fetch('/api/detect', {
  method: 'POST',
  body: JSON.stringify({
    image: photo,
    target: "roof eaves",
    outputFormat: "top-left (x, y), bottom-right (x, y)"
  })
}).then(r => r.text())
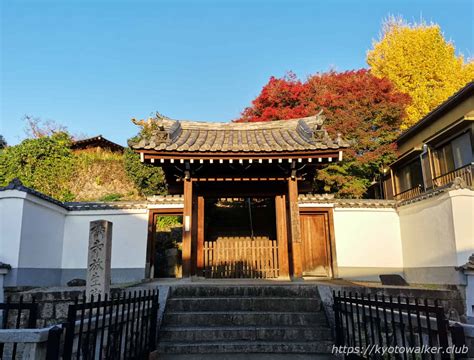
top-left (71, 135), bottom-right (124, 150)
top-left (397, 81), bottom-right (474, 143)
top-left (0, 178), bottom-right (68, 209)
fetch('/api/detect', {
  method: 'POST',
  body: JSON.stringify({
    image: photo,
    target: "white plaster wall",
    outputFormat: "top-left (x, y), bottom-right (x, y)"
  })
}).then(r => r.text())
top-left (398, 190), bottom-right (471, 269)
top-left (450, 189), bottom-right (474, 267)
top-left (18, 196), bottom-right (66, 268)
top-left (0, 191), bottom-right (25, 267)
top-left (2, 186), bottom-right (470, 286)
top-left (333, 207), bottom-right (403, 268)
top-left (62, 209), bottom-right (148, 270)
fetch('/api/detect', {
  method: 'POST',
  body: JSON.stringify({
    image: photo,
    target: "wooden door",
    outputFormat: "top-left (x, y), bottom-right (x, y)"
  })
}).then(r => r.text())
top-left (300, 212), bottom-right (331, 277)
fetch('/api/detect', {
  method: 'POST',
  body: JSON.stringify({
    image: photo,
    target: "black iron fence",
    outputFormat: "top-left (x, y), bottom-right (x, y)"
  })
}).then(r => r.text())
top-left (333, 291), bottom-right (468, 360)
top-left (60, 289), bottom-right (159, 359)
top-left (0, 289), bottom-right (159, 360)
top-left (0, 296), bottom-right (38, 359)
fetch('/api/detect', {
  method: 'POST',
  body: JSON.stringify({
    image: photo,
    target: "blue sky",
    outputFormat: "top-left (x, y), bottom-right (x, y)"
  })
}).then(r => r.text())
top-left (1, 0), bottom-right (473, 145)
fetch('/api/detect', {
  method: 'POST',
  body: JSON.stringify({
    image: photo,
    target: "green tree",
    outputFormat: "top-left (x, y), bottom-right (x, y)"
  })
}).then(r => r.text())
top-left (0, 132), bottom-right (75, 200)
top-left (123, 148), bottom-right (167, 196)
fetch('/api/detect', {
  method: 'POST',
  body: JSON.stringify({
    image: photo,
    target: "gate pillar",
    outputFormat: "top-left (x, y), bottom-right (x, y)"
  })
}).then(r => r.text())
top-left (182, 179), bottom-right (193, 277)
top-left (275, 194), bottom-right (290, 279)
top-left (288, 177), bottom-right (303, 278)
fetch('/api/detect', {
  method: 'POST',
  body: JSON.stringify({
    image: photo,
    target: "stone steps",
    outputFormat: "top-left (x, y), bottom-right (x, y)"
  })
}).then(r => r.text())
top-left (166, 297), bottom-right (321, 312)
top-left (160, 326), bottom-right (333, 342)
top-left (156, 354), bottom-right (337, 360)
top-left (157, 341), bottom-right (335, 354)
top-left (162, 311), bottom-right (327, 327)
top-left (157, 285), bottom-right (333, 355)
top-left (169, 285), bottom-right (320, 297)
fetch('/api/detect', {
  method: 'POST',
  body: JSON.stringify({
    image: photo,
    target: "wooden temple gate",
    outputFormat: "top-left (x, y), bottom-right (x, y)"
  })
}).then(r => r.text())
top-left (193, 189), bottom-right (291, 279)
top-left (133, 114), bottom-right (348, 279)
top-left (203, 237), bottom-right (279, 278)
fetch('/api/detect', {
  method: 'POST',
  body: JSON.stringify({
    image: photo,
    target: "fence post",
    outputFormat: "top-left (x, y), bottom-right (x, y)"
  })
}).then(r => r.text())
top-left (435, 301), bottom-right (450, 360)
top-left (46, 326), bottom-right (63, 360)
top-left (28, 298), bottom-right (38, 328)
top-left (62, 301), bottom-right (78, 358)
top-left (450, 323), bottom-right (467, 360)
top-left (148, 291), bottom-right (159, 352)
top-left (333, 291), bottom-right (343, 346)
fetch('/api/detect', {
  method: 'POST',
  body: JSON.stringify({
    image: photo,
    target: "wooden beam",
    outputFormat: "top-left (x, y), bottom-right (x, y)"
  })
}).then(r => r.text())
top-left (196, 181), bottom-right (288, 197)
top-left (182, 179), bottom-right (193, 277)
top-left (275, 194), bottom-right (290, 279)
top-left (141, 150), bottom-right (340, 161)
top-left (196, 196), bottom-right (205, 276)
top-left (147, 208), bottom-right (184, 216)
top-left (145, 211), bottom-right (155, 279)
top-left (177, 177), bottom-right (301, 182)
top-left (427, 146), bottom-right (436, 185)
top-left (288, 177), bottom-right (303, 278)
top-left (327, 208), bottom-right (338, 279)
top-left (191, 190), bottom-right (199, 275)
top-left (390, 168), bottom-right (397, 197)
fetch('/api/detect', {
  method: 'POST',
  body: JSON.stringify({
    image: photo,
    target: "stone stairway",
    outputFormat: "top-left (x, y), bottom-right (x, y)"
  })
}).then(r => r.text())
top-left (157, 285), bottom-right (335, 357)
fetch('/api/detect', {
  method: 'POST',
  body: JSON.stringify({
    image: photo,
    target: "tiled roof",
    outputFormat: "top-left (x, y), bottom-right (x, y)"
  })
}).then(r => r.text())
top-left (71, 135), bottom-right (124, 152)
top-left (0, 178), bottom-right (68, 209)
top-left (0, 179), bottom-right (181, 210)
top-left (457, 254), bottom-right (474, 272)
top-left (129, 114), bottom-right (350, 153)
top-left (65, 202), bottom-right (148, 210)
top-left (147, 194), bottom-right (184, 204)
top-left (298, 194), bottom-right (397, 208)
top-left (397, 81), bottom-right (474, 142)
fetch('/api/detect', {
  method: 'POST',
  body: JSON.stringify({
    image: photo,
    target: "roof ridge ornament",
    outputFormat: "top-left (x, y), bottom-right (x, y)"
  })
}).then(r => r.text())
top-left (456, 253), bottom-right (474, 271)
top-left (131, 112), bottom-right (170, 128)
top-left (131, 113), bottom-right (182, 145)
top-left (313, 109), bottom-right (325, 129)
top-left (130, 108), bottom-right (350, 152)
top-left (296, 110), bottom-right (329, 143)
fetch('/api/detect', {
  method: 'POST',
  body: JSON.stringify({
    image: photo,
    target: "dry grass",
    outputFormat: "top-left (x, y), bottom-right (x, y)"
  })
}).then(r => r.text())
top-left (69, 150), bottom-right (143, 201)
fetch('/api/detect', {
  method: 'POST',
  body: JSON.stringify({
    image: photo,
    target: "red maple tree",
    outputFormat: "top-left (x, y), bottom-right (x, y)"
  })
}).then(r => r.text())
top-left (236, 70), bottom-right (410, 197)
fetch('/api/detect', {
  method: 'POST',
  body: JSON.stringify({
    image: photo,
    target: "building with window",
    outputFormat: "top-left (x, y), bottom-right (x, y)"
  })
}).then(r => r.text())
top-left (383, 82), bottom-right (473, 200)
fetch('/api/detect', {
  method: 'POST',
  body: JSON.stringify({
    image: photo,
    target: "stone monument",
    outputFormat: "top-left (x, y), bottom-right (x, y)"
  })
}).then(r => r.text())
top-left (86, 220), bottom-right (112, 300)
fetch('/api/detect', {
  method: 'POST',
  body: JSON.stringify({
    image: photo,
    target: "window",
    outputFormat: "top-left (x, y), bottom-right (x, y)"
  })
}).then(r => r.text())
top-left (395, 159), bottom-right (423, 194)
top-left (452, 132), bottom-right (472, 168)
top-left (433, 132), bottom-right (472, 176)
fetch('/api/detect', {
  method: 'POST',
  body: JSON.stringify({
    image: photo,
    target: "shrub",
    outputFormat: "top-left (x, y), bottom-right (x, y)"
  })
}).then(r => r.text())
top-left (123, 148), bottom-right (167, 196)
top-left (0, 132), bottom-right (74, 201)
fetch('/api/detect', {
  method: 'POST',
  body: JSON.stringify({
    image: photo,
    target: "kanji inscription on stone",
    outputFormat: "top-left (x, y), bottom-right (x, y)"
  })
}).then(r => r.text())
top-left (86, 220), bottom-right (112, 300)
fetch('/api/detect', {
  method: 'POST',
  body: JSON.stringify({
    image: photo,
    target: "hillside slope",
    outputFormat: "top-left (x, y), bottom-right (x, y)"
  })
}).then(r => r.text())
top-left (69, 150), bottom-right (141, 201)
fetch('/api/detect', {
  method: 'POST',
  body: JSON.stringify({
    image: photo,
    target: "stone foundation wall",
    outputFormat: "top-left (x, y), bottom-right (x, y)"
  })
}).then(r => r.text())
top-left (4, 287), bottom-right (123, 328)
top-left (317, 283), bottom-right (467, 326)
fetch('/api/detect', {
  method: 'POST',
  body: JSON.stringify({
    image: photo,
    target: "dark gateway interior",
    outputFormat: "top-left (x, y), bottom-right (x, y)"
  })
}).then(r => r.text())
top-left (154, 198), bottom-right (279, 279)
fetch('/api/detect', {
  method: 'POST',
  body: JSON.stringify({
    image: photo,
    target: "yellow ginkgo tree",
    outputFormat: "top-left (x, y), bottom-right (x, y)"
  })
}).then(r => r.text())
top-left (367, 16), bottom-right (474, 130)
